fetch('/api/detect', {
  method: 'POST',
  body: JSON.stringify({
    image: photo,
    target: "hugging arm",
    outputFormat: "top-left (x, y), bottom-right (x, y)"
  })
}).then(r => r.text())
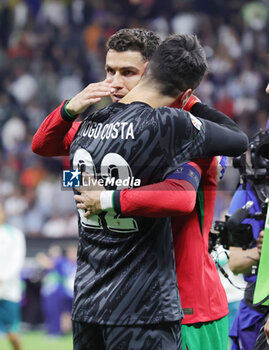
top-left (75, 162), bottom-right (201, 218)
top-left (191, 103), bottom-right (249, 157)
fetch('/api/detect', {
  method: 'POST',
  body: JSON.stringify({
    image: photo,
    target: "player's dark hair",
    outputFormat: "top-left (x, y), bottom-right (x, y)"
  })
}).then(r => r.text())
top-left (144, 34), bottom-right (208, 97)
top-left (106, 28), bottom-right (161, 62)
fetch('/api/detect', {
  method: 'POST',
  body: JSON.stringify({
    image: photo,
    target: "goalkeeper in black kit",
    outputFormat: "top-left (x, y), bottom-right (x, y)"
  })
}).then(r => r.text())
top-left (33, 34), bottom-right (248, 350)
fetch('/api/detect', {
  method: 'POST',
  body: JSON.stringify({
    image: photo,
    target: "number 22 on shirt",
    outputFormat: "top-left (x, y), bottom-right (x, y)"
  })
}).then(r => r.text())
top-left (73, 148), bottom-right (138, 233)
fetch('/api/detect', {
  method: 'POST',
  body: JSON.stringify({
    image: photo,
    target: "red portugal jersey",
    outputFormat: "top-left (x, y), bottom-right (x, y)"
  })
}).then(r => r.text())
top-left (172, 157), bottom-right (228, 324)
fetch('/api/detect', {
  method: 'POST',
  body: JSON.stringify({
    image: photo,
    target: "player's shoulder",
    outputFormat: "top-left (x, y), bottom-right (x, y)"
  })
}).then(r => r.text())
top-left (155, 107), bottom-right (204, 134)
top-left (155, 106), bottom-right (190, 123)
top-left (156, 106), bottom-right (187, 116)
top-left (109, 101), bottom-right (153, 119)
top-left (156, 106), bottom-right (199, 121)
top-left (84, 102), bottom-right (126, 121)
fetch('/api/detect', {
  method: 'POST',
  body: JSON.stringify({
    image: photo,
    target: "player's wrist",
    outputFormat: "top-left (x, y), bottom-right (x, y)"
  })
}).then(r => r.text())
top-left (66, 99), bottom-right (80, 116)
top-left (100, 190), bottom-right (115, 211)
top-left (61, 99), bottom-right (79, 121)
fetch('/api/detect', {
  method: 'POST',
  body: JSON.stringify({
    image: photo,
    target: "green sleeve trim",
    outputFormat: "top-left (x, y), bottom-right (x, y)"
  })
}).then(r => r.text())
top-left (64, 99), bottom-right (77, 119)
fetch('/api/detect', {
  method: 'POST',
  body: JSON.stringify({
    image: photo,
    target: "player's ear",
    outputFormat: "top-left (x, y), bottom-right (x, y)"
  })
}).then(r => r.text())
top-left (173, 89), bottom-right (193, 109)
top-left (180, 89), bottom-right (193, 108)
top-left (141, 62), bottom-right (149, 77)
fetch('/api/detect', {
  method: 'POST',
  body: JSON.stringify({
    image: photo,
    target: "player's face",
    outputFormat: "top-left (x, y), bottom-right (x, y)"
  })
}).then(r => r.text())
top-left (266, 83), bottom-right (269, 94)
top-left (105, 49), bottom-right (147, 102)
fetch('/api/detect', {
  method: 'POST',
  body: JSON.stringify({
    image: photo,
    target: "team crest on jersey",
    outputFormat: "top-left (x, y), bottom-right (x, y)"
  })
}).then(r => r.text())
top-left (190, 114), bottom-right (202, 131)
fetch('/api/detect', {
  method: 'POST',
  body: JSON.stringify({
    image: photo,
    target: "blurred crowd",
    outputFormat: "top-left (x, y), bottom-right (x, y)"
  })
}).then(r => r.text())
top-left (1, 0), bottom-right (269, 238)
top-left (21, 243), bottom-right (77, 335)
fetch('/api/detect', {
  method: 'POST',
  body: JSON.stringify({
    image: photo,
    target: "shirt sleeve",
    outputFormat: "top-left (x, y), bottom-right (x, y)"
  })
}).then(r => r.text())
top-left (112, 162), bottom-right (201, 218)
top-left (156, 106), bottom-right (248, 174)
top-left (32, 100), bottom-right (81, 157)
top-left (191, 102), bottom-right (249, 157)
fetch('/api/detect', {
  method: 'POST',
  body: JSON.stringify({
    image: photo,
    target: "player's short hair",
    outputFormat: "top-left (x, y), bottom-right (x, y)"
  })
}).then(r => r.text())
top-left (106, 28), bottom-right (161, 62)
top-left (145, 34), bottom-right (208, 97)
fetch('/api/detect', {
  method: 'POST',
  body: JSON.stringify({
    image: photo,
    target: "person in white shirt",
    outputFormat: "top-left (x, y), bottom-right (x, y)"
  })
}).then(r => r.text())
top-left (0, 203), bottom-right (26, 350)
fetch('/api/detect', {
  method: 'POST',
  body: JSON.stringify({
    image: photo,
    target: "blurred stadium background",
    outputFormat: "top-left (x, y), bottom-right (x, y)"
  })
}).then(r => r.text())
top-left (0, 0), bottom-right (269, 348)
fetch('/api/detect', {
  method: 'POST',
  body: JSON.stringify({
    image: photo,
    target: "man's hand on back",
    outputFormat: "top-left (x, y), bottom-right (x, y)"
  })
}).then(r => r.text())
top-left (74, 188), bottom-right (103, 217)
top-left (74, 172), bottom-right (104, 217)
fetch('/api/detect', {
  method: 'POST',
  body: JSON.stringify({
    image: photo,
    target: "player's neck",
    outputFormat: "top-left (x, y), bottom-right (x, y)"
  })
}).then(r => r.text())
top-left (120, 83), bottom-right (175, 108)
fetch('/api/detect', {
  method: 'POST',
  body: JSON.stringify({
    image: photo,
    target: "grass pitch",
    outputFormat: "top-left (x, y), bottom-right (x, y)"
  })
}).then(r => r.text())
top-left (0, 331), bottom-right (72, 350)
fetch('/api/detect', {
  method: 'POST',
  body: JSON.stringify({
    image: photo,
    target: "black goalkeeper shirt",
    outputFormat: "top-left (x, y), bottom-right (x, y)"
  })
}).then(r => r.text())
top-left (69, 101), bottom-right (247, 325)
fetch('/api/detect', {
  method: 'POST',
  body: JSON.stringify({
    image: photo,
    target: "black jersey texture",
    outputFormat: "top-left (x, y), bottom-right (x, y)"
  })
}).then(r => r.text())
top-left (69, 101), bottom-right (217, 326)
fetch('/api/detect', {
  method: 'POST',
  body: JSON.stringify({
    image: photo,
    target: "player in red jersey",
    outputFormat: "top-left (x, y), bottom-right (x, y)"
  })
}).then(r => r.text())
top-left (32, 28), bottom-right (160, 157)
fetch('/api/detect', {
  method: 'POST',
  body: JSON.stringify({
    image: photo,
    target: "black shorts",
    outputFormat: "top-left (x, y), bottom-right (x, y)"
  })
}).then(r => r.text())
top-left (73, 321), bottom-right (182, 350)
